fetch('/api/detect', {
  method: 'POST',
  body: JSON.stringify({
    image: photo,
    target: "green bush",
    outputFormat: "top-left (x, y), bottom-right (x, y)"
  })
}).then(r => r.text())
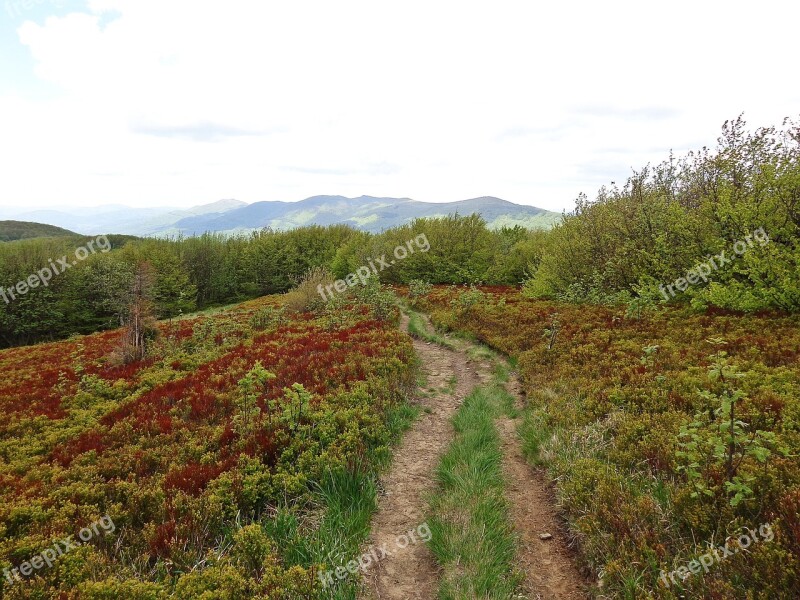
top-left (407, 279), bottom-right (433, 306)
top-left (523, 116), bottom-right (800, 312)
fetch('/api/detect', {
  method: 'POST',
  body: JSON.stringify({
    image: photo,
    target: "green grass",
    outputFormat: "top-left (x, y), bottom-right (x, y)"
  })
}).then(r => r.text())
top-left (518, 408), bottom-right (552, 467)
top-left (263, 399), bottom-right (421, 599)
top-left (262, 468), bottom-right (375, 599)
top-left (427, 381), bottom-right (521, 599)
top-left (404, 305), bottom-right (457, 349)
top-left (466, 346), bottom-right (519, 419)
top-left (170, 300), bottom-right (246, 320)
top-left (466, 345), bottom-right (496, 362)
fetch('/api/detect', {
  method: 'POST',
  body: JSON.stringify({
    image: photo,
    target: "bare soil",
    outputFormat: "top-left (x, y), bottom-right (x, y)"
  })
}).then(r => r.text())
top-left (359, 314), bottom-right (480, 600)
top-left (359, 313), bottom-right (589, 599)
top-left (496, 373), bottom-right (589, 599)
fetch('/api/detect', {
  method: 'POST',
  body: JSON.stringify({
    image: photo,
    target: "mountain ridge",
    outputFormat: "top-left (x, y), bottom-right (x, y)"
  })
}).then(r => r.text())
top-left (171, 195), bottom-right (560, 235)
top-left (3, 196), bottom-right (561, 236)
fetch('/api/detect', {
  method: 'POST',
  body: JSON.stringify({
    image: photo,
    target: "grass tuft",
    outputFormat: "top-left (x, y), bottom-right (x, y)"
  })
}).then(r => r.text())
top-left (427, 384), bottom-right (521, 598)
top-left (404, 305), bottom-right (458, 349)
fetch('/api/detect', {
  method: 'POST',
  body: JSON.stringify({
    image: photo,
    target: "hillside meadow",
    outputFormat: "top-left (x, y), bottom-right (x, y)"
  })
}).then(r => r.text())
top-left (0, 116), bottom-right (798, 598)
top-left (0, 289), bottom-right (417, 598)
top-left (420, 285), bottom-right (800, 598)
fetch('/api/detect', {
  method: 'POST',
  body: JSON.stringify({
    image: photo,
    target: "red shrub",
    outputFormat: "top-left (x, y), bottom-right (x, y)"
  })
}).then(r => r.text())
top-left (149, 520), bottom-right (176, 557)
top-left (53, 431), bottom-right (108, 466)
top-left (163, 459), bottom-right (234, 496)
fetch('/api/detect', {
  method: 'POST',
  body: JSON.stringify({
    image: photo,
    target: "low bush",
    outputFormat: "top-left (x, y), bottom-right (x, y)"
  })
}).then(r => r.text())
top-left (425, 285), bottom-right (800, 598)
top-left (283, 267), bottom-right (333, 313)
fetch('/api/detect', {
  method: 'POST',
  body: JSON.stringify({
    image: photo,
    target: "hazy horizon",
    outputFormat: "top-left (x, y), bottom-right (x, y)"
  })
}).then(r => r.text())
top-left (0, 194), bottom-right (561, 216)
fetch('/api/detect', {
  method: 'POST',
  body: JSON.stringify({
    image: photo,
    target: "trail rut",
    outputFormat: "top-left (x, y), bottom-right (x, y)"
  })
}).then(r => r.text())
top-left (359, 314), bottom-right (480, 599)
top-left (360, 312), bottom-right (589, 599)
top-left (496, 373), bottom-right (588, 599)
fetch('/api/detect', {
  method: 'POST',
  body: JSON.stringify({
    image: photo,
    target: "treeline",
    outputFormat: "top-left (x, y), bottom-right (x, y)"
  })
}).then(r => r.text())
top-left (0, 217), bottom-right (542, 347)
top-left (524, 115), bottom-right (800, 312)
top-left (5, 116), bottom-right (793, 347)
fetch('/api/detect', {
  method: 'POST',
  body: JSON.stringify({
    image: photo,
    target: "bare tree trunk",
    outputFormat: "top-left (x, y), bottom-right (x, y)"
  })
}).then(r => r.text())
top-left (121, 263), bottom-right (155, 364)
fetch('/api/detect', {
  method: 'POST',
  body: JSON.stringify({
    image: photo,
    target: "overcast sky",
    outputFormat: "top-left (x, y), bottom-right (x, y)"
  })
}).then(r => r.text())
top-left (1, 0), bottom-right (798, 213)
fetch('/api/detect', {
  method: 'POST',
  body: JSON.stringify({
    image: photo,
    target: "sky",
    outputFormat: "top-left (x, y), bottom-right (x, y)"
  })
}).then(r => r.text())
top-left (1, 0), bottom-right (798, 213)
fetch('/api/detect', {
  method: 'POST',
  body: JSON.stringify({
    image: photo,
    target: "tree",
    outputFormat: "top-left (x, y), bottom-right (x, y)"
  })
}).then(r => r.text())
top-left (120, 262), bottom-right (157, 363)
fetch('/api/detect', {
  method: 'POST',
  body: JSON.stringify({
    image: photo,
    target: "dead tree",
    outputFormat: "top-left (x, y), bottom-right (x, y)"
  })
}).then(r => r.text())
top-left (120, 262), bottom-right (156, 364)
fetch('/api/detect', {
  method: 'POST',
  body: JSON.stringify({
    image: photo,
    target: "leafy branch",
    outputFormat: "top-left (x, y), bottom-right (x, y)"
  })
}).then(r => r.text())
top-left (677, 338), bottom-right (788, 507)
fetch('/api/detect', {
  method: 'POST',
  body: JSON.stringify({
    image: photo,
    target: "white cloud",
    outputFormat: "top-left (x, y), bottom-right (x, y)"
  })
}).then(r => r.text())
top-left (1, 0), bottom-right (798, 211)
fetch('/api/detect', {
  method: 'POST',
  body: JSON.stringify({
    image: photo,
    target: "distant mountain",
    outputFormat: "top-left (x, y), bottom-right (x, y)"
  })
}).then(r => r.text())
top-left (4, 205), bottom-right (170, 236)
top-left (4, 200), bottom-right (247, 236)
top-left (124, 199), bottom-right (248, 236)
top-left (0, 197), bottom-right (560, 236)
top-left (0, 220), bottom-right (79, 242)
top-left (172, 196), bottom-right (561, 235)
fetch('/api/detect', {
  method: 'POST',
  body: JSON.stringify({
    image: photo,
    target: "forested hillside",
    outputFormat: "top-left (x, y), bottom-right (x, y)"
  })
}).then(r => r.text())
top-left (0, 221), bottom-right (78, 242)
top-left (2, 196), bottom-right (560, 237)
top-left (0, 217), bottom-right (544, 347)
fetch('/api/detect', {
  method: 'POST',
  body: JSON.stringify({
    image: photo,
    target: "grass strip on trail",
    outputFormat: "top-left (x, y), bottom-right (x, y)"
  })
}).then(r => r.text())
top-left (403, 304), bottom-right (457, 350)
top-left (427, 371), bottom-right (521, 598)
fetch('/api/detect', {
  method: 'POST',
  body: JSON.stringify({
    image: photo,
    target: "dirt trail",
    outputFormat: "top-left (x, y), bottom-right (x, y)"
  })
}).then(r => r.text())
top-left (496, 373), bottom-right (588, 599)
top-left (359, 314), bottom-right (481, 600)
top-left (360, 312), bottom-right (588, 599)
top-left (446, 332), bottom-right (588, 599)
